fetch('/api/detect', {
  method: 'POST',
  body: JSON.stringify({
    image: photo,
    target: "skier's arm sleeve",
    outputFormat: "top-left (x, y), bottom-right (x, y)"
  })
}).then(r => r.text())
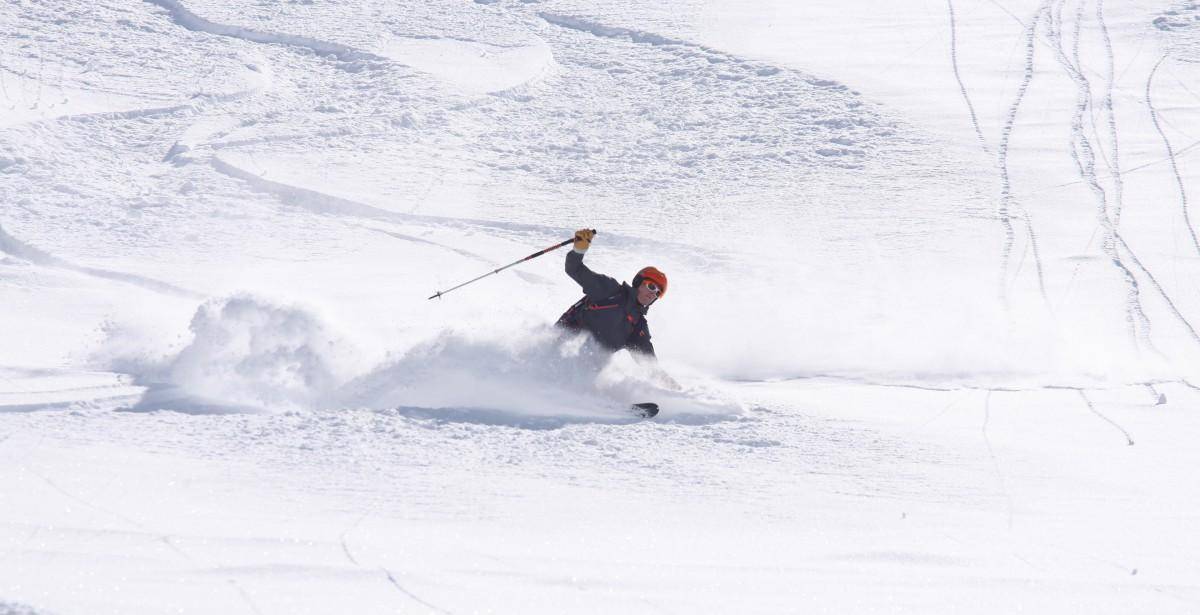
top-left (630, 325), bottom-right (656, 359)
top-left (631, 337), bottom-right (656, 359)
top-left (565, 250), bottom-right (622, 299)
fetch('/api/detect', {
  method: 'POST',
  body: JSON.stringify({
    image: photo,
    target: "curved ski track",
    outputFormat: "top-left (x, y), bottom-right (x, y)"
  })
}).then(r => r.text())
top-left (1145, 54), bottom-right (1200, 257)
top-left (0, 59), bottom-right (269, 133)
top-left (143, 0), bottom-right (389, 66)
top-left (1042, 0), bottom-right (1200, 354)
top-left (336, 514), bottom-right (457, 614)
top-left (1095, 0), bottom-right (1125, 228)
top-left (137, 1), bottom-right (740, 270)
top-left (209, 154), bottom-right (722, 271)
top-left (947, 0), bottom-right (991, 154)
top-left (1113, 231), bottom-right (1200, 345)
top-left (22, 462), bottom-right (265, 614)
top-left (1, 2), bottom-right (276, 304)
top-left (1076, 389), bottom-right (1135, 446)
top-left (135, 0), bottom-right (621, 270)
top-left (1086, 0), bottom-right (1155, 351)
top-left (0, 222), bottom-right (201, 298)
top-left (995, 3), bottom-right (1050, 309)
top-left (2, 2), bottom-right (274, 133)
top-left (1043, 0), bottom-right (1152, 351)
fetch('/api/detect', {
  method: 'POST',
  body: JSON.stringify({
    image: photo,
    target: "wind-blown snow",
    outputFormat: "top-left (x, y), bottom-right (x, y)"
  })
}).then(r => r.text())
top-left (3, 0), bottom-right (1200, 612)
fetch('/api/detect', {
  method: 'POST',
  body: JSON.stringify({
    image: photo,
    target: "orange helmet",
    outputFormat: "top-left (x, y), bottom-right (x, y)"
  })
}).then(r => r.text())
top-left (633, 266), bottom-right (668, 298)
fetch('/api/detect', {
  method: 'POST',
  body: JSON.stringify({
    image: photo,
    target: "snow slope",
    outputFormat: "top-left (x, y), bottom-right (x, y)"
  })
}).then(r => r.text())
top-left (3, 0), bottom-right (1200, 612)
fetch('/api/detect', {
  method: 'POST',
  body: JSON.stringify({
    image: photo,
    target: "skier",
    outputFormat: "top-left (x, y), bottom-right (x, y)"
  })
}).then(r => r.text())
top-left (556, 228), bottom-right (668, 361)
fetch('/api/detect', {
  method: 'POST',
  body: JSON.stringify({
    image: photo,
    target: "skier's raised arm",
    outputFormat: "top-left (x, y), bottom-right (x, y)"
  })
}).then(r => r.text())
top-left (564, 228), bottom-right (622, 299)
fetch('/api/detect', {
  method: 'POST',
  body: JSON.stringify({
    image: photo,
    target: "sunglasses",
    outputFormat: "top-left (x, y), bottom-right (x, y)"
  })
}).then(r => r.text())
top-left (642, 281), bottom-right (661, 295)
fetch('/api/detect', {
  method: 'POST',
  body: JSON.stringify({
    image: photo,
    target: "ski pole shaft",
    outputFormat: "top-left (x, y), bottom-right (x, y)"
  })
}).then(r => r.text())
top-left (427, 230), bottom-right (596, 300)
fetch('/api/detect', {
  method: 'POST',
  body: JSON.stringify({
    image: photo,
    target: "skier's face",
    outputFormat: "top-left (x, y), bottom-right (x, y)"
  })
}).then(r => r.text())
top-left (637, 281), bottom-right (660, 307)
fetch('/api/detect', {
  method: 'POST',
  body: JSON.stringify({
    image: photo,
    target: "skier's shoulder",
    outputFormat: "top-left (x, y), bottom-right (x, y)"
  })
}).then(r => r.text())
top-left (594, 283), bottom-right (633, 305)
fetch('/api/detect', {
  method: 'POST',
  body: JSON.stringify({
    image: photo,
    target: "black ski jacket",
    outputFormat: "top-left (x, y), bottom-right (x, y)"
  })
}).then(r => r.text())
top-left (556, 250), bottom-right (655, 357)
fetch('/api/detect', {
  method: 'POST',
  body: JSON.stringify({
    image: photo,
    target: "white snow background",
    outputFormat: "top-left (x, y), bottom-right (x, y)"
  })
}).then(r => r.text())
top-left (2, 0), bottom-right (1200, 612)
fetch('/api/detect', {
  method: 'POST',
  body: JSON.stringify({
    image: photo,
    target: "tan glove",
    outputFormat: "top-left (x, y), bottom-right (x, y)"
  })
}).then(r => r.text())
top-left (573, 228), bottom-right (595, 252)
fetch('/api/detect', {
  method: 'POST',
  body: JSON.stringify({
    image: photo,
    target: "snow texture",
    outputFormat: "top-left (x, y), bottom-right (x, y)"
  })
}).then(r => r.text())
top-left (3, 0), bottom-right (1200, 613)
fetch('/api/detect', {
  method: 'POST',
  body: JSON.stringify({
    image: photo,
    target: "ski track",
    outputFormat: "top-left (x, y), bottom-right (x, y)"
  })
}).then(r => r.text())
top-left (0, 89), bottom-right (259, 133)
top-left (29, 465), bottom-right (151, 536)
top-left (358, 225), bottom-right (553, 284)
top-left (980, 391), bottom-right (1015, 529)
top-left (1092, 3), bottom-right (1157, 353)
top-left (1075, 389), bottom-right (1135, 446)
top-left (339, 526), bottom-right (361, 567)
top-left (338, 513), bottom-right (452, 613)
top-left (947, 0), bottom-right (991, 155)
top-left (988, 0), bottom-right (1030, 27)
top-left (209, 154), bottom-right (730, 269)
top-left (1020, 135), bottom-right (1200, 198)
top-left (142, 3), bottom-right (906, 283)
top-left (1045, 0), bottom-right (1150, 352)
top-left (27, 461), bottom-right (265, 614)
top-left (2, 3), bottom-right (273, 304)
top-left (756, 372), bottom-right (1196, 399)
top-left (995, 3), bottom-right (1050, 309)
top-left (1038, 1), bottom-right (1200, 354)
top-left (230, 582), bottom-right (265, 615)
top-left (209, 154), bottom-right (575, 241)
top-left (142, 0), bottom-right (390, 67)
top-left (1095, 0), bottom-right (1125, 228)
top-left (1021, 210), bottom-right (1049, 309)
top-left (383, 568), bottom-right (456, 615)
top-left (359, 225), bottom-right (496, 263)
top-left (1145, 54), bottom-right (1200, 257)
top-left (0, 43), bottom-right (270, 133)
top-left (539, 13), bottom-right (689, 46)
top-left (1114, 231), bottom-right (1200, 346)
top-left (514, 8), bottom-right (895, 187)
top-left (0, 395), bottom-right (144, 414)
top-left (0, 222), bottom-right (201, 298)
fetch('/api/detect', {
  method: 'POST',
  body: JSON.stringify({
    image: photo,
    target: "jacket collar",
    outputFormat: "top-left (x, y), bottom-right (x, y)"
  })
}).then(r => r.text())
top-left (624, 283), bottom-right (650, 315)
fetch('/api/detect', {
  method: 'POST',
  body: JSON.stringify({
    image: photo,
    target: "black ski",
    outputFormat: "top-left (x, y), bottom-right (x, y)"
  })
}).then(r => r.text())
top-left (631, 402), bottom-right (659, 418)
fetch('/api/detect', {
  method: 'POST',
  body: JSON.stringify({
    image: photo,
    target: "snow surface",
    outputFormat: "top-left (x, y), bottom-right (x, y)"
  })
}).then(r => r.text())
top-left (2, 0), bottom-right (1200, 612)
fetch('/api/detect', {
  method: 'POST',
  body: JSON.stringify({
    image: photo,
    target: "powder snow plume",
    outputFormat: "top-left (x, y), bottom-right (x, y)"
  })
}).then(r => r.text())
top-left (333, 326), bottom-right (739, 425)
top-left (112, 296), bottom-right (736, 422)
top-left (123, 295), bottom-right (359, 413)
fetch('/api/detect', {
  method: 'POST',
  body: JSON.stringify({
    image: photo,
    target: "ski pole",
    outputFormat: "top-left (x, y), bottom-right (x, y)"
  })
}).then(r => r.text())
top-left (427, 230), bottom-right (596, 300)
